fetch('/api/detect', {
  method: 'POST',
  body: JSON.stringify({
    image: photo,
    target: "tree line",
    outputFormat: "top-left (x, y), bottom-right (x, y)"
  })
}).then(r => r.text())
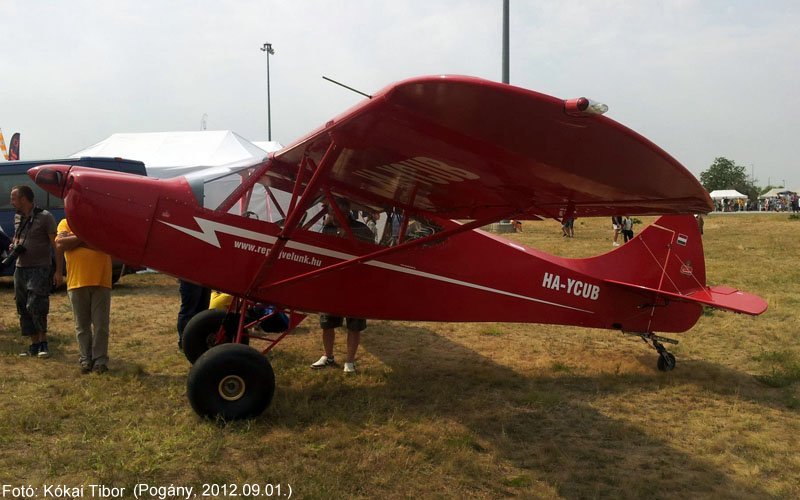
top-left (699, 157), bottom-right (786, 200)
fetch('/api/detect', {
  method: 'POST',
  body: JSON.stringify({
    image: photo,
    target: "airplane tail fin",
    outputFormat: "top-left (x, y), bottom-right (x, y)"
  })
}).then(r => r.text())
top-left (584, 215), bottom-right (766, 316)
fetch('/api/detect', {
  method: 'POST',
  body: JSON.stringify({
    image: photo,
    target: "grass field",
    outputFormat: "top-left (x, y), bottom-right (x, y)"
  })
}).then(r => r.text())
top-left (0, 214), bottom-right (797, 499)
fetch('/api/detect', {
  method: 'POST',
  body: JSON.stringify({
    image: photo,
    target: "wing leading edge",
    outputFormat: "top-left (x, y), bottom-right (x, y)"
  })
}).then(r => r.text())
top-left (269, 75), bottom-right (712, 220)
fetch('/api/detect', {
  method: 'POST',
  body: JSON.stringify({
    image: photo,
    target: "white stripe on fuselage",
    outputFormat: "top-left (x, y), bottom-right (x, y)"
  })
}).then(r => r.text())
top-left (159, 217), bottom-right (593, 314)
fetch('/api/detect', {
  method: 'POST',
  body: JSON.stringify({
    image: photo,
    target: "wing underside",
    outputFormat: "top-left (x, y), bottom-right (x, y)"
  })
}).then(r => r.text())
top-left (266, 75), bottom-right (712, 221)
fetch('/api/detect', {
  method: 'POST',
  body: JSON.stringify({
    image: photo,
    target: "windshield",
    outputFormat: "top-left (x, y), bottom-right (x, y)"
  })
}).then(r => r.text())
top-left (187, 164), bottom-right (442, 247)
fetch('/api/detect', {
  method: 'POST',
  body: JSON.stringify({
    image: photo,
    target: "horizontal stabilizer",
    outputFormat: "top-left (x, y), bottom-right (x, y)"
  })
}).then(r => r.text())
top-left (604, 280), bottom-right (767, 316)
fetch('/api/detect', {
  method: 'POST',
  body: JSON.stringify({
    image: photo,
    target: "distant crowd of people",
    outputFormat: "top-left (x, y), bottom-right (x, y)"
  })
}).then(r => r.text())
top-left (555, 215), bottom-right (638, 243)
top-left (714, 194), bottom-right (798, 213)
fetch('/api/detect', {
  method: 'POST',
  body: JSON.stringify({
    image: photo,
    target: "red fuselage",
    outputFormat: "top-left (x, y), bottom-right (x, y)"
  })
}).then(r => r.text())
top-left (33, 165), bottom-right (703, 334)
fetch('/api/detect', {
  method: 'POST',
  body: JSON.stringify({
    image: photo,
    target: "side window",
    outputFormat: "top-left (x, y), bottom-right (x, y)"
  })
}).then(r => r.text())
top-left (405, 217), bottom-right (440, 241)
top-left (375, 210), bottom-right (440, 246)
top-left (0, 173), bottom-right (50, 210)
top-left (188, 167), bottom-right (312, 226)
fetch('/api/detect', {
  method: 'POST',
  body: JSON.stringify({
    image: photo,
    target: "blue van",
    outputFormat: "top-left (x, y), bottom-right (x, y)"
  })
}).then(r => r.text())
top-left (0, 157), bottom-right (147, 281)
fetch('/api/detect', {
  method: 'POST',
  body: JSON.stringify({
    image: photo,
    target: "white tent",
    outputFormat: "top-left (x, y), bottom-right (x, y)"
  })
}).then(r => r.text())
top-left (71, 130), bottom-right (269, 178)
top-left (71, 131), bottom-right (287, 217)
top-left (252, 140), bottom-right (283, 153)
top-left (708, 189), bottom-right (747, 200)
top-left (759, 188), bottom-right (796, 199)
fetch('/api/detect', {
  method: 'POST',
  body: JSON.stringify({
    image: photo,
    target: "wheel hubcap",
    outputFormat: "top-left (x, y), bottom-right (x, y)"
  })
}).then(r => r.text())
top-left (218, 375), bottom-right (246, 401)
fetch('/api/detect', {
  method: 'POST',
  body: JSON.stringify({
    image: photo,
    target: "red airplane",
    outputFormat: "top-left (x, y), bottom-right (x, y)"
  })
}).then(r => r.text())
top-left (31, 75), bottom-right (767, 420)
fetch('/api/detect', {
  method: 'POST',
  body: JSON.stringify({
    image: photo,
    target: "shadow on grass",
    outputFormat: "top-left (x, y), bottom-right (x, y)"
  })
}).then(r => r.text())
top-left (0, 332), bottom-right (183, 386)
top-left (267, 324), bottom-right (773, 498)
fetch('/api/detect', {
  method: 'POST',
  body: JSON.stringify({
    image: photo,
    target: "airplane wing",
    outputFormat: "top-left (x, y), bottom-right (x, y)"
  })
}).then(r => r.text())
top-left (267, 75), bottom-right (712, 220)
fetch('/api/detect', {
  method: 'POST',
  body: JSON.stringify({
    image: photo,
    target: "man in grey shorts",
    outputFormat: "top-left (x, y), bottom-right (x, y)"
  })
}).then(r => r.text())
top-left (311, 314), bottom-right (368, 373)
top-left (10, 185), bottom-right (62, 358)
top-left (310, 198), bottom-right (373, 373)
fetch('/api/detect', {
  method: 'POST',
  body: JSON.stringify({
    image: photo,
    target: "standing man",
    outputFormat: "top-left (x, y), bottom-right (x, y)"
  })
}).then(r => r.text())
top-left (310, 199), bottom-right (374, 373)
top-left (56, 218), bottom-right (112, 374)
top-left (695, 213), bottom-right (705, 236)
top-left (621, 216), bottom-right (635, 243)
top-left (9, 185), bottom-right (62, 358)
top-left (561, 217), bottom-right (575, 238)
top-left (177, 280), bottom-right (211, 351)
top-left (611, 216), bottom-right (622, 246)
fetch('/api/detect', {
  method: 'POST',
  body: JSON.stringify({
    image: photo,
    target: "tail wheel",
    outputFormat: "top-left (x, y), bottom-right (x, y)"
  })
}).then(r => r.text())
top-left (187, 343), bottom-right (275, 420)
top-left (182, 309), bottom-right (248, 364)
top-left (657, 352), bottom-right (676, 372)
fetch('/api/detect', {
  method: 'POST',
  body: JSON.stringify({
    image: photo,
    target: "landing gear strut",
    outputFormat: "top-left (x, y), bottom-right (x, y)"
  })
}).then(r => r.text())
top-left (653, 340), bottom-right (676, 372)
top-left (623, 331), bottom-right (678, 371)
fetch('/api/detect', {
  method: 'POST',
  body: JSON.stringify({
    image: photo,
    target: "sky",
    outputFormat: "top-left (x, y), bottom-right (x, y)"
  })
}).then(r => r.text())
top-left (1, 0), bottom-right (798, 188)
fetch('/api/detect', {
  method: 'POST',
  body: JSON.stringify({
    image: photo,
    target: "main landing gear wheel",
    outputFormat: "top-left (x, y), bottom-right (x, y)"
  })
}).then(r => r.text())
top-left (182, 309), bottom-right (248, 364)
top-left (657, 352), bottom-right (676, 372)
top-left (187, 343), bottom-right (275, 420)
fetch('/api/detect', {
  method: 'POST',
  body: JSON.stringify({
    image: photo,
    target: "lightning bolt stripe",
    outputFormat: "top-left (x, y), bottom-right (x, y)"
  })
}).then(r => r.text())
top-left (160, 217), bottom-right (277, 248)
top-left (158, 217), bottom-right (593, 314)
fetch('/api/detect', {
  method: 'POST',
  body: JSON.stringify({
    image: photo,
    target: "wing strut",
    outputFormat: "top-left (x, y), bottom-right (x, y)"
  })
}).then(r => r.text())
top-left (286, 156), bottom-right (309, 216)
top-left (258, 214), bottom-right (510, 294)
top-left (323, 188), bottom-right (355, 240)
top-left (265, 186), bottom-right (286, 219)
top-left (217, 159), bottom-right (273, 214)
top-left (244, 141), bottom-right (342, 296)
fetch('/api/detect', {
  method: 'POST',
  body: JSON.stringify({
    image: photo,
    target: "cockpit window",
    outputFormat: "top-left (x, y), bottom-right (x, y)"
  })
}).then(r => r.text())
top-left (188, 166), bottom-right (440, 247)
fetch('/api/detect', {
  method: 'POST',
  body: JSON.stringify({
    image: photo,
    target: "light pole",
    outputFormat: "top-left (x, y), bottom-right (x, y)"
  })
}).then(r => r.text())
top-left (502, 0), bottom-right (509, 83)
top-left (260, 42), bottom-right (275, 140)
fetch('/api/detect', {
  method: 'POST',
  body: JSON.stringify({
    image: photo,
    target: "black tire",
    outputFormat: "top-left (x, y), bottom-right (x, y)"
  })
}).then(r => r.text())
top-left (111, 264), bottom-right (123, 285)
top-left (187, 343), bottom-right (275, 420)
top-left (182, 309), bottom-right (248, 364)
top-left (657, 352), bottom-right (676, 372)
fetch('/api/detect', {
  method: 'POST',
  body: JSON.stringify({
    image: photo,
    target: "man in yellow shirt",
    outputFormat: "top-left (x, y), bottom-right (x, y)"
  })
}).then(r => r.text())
top-left (56, 219), bottom-right (112, 374)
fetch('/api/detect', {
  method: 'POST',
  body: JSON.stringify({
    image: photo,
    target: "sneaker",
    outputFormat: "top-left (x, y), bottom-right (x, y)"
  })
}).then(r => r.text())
top-left (343, 362), bottom-right (356, 373)
top-left (310, 355), bottom-right (335, 369)
top-left (20, 343), bottom-right (39, 357)
top-left (37, 342), bottom-right (50, 358)
top-left (93, 364), bottom-right (108, 374)
top-left (80, 361), bottom-right (93, 374)
top-left (612, 242), bottom-right (620, 247)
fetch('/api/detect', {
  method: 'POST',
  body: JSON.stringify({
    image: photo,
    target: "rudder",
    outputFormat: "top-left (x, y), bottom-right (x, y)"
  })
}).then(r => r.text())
top-left (582, 214), bottom-right (707, 294)
top-left (587, 215), bottom-right (766, 316)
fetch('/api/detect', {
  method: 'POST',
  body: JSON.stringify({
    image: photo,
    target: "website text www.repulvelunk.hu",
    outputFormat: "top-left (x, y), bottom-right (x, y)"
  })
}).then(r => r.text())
top-left (233, 240), bottom-right (322, 267)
